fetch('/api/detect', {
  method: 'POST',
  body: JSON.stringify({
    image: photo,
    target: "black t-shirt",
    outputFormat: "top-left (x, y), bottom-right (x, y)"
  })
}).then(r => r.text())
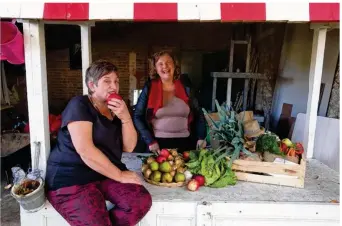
top-left (46, 95), bottom-right (127, 191)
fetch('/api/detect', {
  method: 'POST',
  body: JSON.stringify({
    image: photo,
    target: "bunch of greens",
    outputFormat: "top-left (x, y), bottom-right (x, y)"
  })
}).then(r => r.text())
top-left (186, 149), bottom-right (237, 188)
top-left (255, 133), bottom-right (283, 155)
top-left (202, 100), bottom-right (252, 167)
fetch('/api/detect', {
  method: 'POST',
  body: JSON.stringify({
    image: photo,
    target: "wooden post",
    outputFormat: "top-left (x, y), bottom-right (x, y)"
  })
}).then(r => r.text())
top-left (22, 20), bottom-right (50, 177)
top-left (243, 36), bottom-right (252, 110)
top-left (304, 27), bottom-right (327, 159)
top-left (212, 77), bottom-right (217, 111)
top-left (227, 39), bottom-right (234, 108)
top-left (80, 24), bottom-right (92, 95)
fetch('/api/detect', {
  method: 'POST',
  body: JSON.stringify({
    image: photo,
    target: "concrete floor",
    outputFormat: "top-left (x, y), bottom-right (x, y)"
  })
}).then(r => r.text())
top-left (1, 179), bottom-right (20, 226)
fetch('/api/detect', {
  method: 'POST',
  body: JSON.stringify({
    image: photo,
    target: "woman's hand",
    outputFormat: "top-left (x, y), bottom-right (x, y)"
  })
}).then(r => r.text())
top-left (119, 171), bottom-right (142, 185)
top-left (149, 142), bottom-right (160, 154)
top-left (197, 139), bottom-right (207, 149)
top-left (108, 99), bottom-right (131, 122)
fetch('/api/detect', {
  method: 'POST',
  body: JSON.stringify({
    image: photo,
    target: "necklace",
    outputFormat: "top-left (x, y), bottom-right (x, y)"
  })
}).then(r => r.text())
top-left (88, 95), bottom-right (114, 120)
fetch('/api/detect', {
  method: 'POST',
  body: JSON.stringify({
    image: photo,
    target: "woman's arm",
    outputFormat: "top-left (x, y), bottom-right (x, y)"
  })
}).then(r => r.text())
top-left (68, 121), bottom-right (140, 184)
top-left (133, 81), bottom-right (156, 146)
top-left (121, 118), bottom-right (137, 152)
top-left (108, 99), bottom-right (138, 153)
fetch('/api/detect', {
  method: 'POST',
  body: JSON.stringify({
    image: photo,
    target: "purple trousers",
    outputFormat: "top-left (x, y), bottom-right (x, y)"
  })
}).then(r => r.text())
top-left (47, 179), bottom-right (152, 226)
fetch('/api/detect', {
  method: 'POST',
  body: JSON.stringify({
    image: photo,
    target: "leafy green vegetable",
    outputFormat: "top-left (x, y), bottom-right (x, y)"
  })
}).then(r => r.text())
top-left (256, 134), bottom-right (283, 155)
top-left (209, 167), bottom-right (237, 188)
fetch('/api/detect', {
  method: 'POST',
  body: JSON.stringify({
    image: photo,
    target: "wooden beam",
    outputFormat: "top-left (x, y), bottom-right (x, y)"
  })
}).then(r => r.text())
top-left (243, 79), bottom-right (249, 111)
top-left (304, 28), bottom-right (327, 159)
top-left (211, 72), bottom-right (267, 79)
top-left (22, 20), bottom-right (50, 178)
top-left (226, 39), bottom-right (234, 108)
top-left (212, 77), bottom-right (217, 111)
top-left (310, 23), bottom-right (339, 30)
top-left (80, 24), bottom-right (92, 95)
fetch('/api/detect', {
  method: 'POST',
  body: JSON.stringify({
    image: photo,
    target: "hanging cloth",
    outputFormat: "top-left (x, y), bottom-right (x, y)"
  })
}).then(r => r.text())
top-left (0, 20), bottom-right (25, 65)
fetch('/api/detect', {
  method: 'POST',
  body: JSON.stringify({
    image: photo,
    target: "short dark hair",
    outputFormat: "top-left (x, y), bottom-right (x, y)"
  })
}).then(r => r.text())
top-left (85, 60), bottom-right (118, 94)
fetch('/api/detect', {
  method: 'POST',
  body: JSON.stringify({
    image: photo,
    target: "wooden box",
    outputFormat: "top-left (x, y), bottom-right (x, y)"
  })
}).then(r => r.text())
top-left (231, 158), bottom-right (306, 188)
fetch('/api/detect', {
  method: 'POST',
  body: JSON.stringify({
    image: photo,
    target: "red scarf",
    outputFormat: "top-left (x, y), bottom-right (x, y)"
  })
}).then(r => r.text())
top-left (147, 78), bottom-right (193, 125)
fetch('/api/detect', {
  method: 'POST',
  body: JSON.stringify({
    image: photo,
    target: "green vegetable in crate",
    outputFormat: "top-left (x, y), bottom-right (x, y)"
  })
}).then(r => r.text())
top-left (256, 133), bottom-right (283, 155)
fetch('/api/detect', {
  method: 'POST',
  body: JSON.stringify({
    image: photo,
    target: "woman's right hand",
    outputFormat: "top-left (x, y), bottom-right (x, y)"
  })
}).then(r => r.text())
top-left (119, 171), bottom-right (142, 185)
top-left (149, 142), bottom-right (160, 154)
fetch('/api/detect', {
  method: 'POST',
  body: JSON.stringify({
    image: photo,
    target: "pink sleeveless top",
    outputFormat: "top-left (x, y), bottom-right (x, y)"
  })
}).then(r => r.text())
top-left (152, 96), bottom-right (190, 138)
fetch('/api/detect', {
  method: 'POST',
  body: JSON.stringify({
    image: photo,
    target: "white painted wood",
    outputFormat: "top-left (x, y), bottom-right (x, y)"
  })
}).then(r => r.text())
top-left (198, 202), bottom-right (340, 226)
top-left (304, 28), bottom-right (327, 159)
top-left (0, 2), bottom-right (21, 18)
top-left (89, 2), bottom-right (134, 20)
top-left (197, 3), bottom-right (221, 21)
top-left (177, 3), bottom-right (200, 21)
top-left (80, 24), bottom-right (92, 95)
top-left (266, 2), bottom-right (309, 21)
top-left (22, 20), bottom-right (50, 178)
top-left (20, 2), bottom-right (44, 19)
top-left (21, 200), bottom-right (339, 226)
top-left (178, 3), bottom-right (199, 21)
top-left (292, 113), bottom-right (340, 172)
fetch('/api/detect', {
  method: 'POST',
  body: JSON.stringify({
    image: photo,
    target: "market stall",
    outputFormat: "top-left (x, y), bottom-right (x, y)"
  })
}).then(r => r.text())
top-left (1, 1), bottom-right (339, 226)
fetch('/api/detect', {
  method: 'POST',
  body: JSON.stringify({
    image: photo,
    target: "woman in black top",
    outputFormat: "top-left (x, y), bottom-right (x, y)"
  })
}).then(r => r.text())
top-left (46, 60), bottom-right (152, 226)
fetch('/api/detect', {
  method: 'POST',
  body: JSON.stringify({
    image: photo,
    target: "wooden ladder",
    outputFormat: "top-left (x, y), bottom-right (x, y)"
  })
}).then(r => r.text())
top-left (211, 36), bottom-right (266, 112)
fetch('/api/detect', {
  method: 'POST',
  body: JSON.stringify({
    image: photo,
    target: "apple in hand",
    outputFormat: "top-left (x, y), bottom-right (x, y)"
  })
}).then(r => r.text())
top-left (107, 93), bottom-right (123, 104)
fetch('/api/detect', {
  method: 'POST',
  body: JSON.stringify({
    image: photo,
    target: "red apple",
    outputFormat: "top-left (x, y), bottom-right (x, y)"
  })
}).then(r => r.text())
top-left (183, 151), bottom-right (190, 161)
top-left (192, 175), bottom-right (205, 186)
top-left (160, 149), bottom-right (170, 158)
top-left (107, 93), bottom-right (123, 104)
top-left (187, 179), bottom-right (200, 191)
top-left (156, 156), bottom-right (167, 164)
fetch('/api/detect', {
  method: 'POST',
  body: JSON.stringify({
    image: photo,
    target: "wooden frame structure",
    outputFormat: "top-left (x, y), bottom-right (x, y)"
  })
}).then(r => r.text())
top-left (0, 2), bottom-right (339, 225)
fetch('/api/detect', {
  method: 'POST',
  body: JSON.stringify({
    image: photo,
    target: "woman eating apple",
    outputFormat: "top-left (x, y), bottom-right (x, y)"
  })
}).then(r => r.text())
top-left (133, 51), bottom-right (207, 154)
top-left (45, 60), bottom-right (152, 226)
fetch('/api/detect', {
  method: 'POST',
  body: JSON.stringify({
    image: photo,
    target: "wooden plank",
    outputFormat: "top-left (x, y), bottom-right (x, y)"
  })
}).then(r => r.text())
top-left (233, 40), bottom-right (248, 44)
top-left (80, 24), bottom-right (92, 95)
top-left (22, 20), bottom-right (50, 178)
top-left (232, 158), bottom-right (306, 188)
top-left (233, 159), bottom-right (303, 172)
top-left (211, 72), bottom-right (267, 79)
top-left (234, 172), bottom-right (304, 188)
top-left (304, 28), bottom-right (327, 159)
top-left (226, 39), bottom-right (234, 108)
top-left (226, 78), bottom-right (232, 108)
top-left (243, 79), bottom-right (249, 110)
top-left (212, 77), bottom-right (217, 111)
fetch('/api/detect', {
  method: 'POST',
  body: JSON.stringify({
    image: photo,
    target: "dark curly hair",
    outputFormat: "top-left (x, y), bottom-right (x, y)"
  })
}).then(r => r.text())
top-left (149, 51), bottom-right (181, 80)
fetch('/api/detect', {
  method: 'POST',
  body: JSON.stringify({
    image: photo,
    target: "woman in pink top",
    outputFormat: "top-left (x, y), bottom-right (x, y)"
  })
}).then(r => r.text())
top-left (133, 51), bottom-right (207, 153)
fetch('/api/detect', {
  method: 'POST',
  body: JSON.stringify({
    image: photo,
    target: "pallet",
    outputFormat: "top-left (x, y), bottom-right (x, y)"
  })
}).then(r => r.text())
top-left (231, 158), bottom-right (306, 188)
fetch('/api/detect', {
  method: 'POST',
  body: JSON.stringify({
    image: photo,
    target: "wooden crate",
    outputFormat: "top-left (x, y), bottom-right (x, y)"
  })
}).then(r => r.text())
top-left (231, 158), bottom-right (306, 188)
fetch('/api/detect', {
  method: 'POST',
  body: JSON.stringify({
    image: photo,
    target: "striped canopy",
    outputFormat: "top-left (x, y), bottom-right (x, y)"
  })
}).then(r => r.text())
top-left (0, 2), bottom-right (339, 22)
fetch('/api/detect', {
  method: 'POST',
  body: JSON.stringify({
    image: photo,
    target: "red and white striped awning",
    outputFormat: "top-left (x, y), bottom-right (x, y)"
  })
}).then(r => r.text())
top-left (0, 2), bottom-right (339, 22)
